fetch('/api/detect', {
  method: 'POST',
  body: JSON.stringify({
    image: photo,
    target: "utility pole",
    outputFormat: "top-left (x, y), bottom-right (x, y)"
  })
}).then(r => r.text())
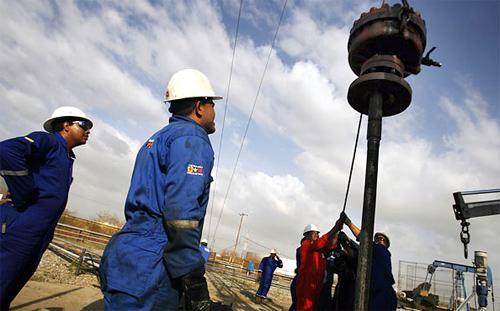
top-left (232, 212), bottom-right (248, 260)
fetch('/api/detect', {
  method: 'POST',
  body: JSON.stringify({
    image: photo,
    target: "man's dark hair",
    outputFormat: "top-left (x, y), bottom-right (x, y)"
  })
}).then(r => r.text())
top-left (168, 98), bottom-right (200, 116)
top-left (50, 118), bottom-right (79, 132)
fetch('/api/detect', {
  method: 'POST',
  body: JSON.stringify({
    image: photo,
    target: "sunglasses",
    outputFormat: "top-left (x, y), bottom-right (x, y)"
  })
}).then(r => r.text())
top-left (72, 120), bottom-right (92, 131)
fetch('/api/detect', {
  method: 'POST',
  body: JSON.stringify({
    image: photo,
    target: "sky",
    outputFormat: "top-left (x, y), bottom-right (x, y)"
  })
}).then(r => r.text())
top-left (1, 0), bottom-right (499, 299)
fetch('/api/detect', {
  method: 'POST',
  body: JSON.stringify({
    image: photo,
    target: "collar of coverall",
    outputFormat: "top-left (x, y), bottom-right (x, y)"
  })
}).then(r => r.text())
top-left (54, 132), bottom-right (76, 159)
top-left (169, 115), bottom-right (207, 132)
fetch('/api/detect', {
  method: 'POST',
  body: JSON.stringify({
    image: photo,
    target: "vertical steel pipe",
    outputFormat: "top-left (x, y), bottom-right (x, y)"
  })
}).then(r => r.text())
top-left (353, 91), bottom-right (383, 310)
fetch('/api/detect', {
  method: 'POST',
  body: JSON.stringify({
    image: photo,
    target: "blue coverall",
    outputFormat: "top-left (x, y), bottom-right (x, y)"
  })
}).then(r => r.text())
top-left (369, 243), bottom-right (397, 310)
top-left (0, 132), bottom-right (75, 310)
top-left (199, 244), bottom-right (210, 263)
top-left (256, 255), bottom-right (283, 298)
top-left (247, 260), bottom-right (255, 274)
top-left (99, 115), bottom-right (214, 310)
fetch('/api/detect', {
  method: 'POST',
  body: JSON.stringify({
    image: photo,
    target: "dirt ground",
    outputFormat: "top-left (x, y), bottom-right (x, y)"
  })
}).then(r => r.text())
top-left (10, 249), bottom-right (292, 311)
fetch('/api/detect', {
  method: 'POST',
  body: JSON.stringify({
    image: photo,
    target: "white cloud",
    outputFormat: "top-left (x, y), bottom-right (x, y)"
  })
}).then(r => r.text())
top-left (1, 0), bottom-right (499, 288)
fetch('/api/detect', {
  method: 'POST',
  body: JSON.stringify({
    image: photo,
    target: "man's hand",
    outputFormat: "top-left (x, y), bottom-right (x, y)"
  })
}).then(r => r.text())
top-left (333, 212), bottom-right (346, 231)
top-left (0, 192), bottom-right (12, 205)
top-left (341, 211), bottom-right (351, 226)
top-left (256, 272), bottom-right (262, 282)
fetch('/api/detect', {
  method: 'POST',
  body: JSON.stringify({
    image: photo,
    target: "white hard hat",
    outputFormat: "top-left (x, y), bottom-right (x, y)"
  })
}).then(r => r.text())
top-left (43, 106), bottom-right (93, 132)
top-left (200, 238), bottom-right (208, 245)
top-left (303, 224), bottom-right (320, 235)
top-left (374, 232), bottom-right (390, 248)
top-left (165, 69), bottom-right (222, 102)
top-left (270, 248), bottom-right (277, 254)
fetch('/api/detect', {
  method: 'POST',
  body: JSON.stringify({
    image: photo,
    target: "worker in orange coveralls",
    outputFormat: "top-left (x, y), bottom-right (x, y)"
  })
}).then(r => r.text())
top-left (296, 213), bottom-right (346, 310)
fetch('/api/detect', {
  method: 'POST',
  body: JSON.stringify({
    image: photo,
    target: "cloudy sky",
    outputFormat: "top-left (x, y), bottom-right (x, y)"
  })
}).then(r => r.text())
top-left (1, 0), bottom-right (499, 293)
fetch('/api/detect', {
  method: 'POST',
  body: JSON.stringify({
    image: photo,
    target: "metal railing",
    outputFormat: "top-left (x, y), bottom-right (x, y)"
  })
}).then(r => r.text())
top-left (54, 223), bottom-right (112, 247)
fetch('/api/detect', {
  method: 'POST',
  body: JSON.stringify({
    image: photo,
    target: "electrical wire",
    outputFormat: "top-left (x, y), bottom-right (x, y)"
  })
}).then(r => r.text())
top-left (244, 236), bottom-right (293, 258)
top-left (71, 192), bottom-right (117, 209)
top-left (210, 0), bottom-right (289, 248)
top-left (207, 0), bottom-right (244, 244)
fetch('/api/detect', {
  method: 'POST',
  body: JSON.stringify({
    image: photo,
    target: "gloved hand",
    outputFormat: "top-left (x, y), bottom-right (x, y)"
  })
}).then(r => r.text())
top-left (341, 211), bottom-right (352, 226)
top-left (180, 267), bottom-right (210, 311)
top-left (333, 215), bottom-right (345, 231)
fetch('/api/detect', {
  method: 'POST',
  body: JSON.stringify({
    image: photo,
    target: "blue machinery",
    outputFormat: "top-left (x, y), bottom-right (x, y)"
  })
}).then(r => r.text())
top-left (423, 255), bottom-right (494, 311)
top-left (450, 189), bottom-right (499, 310)
top-left (402, 189), bottom-right (499, 310)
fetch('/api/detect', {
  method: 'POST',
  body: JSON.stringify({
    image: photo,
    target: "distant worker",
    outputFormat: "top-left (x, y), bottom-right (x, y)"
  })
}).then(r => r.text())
top-left (255, 249), bottom-right (283, 303)
top-left (100, 69), bottom-right (229, 311)
top-left (344, 212), bottom-right (397, 310)
top-left (200, 238), bottom-right (210, 263)
top-left (0, 106), bottom-right (93, 309)
top-left (296, 213), bottom-right (346, 311)
top-left (246, 259), bottom-right (255, 276)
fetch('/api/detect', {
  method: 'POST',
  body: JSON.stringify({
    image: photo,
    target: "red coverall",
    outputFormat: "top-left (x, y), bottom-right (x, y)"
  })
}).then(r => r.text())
top-left (296, 233), bottom-right (336, 310)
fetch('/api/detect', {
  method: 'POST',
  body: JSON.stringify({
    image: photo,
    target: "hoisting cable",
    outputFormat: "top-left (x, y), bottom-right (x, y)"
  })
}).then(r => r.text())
top-left (210, 0), bottom-right (289, 248)
top-left (342, 113), bottom-right (363, 213)
top-left (206, 0), bottom-right (244, 244)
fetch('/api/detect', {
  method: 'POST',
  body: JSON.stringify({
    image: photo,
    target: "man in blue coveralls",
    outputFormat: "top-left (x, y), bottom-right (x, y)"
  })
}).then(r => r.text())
top-left (344, 213), bottom-right (397, 310)
top-left (0, 106), bottom-right (93, 310)
top-left (199, 238), bottom-right (210, 263)
top-left (255, 249), bottom-right (283, 303)
top-left (100, 69), bottom-right (228, 311)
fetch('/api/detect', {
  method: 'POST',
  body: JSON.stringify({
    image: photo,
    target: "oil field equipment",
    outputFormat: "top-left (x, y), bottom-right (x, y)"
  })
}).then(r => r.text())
top-left (401, 255), bottom-right (494, 311)
top-left (346, 1), bottom-right (441, 309)
top-left (453, 188), bottom-right (500, 258)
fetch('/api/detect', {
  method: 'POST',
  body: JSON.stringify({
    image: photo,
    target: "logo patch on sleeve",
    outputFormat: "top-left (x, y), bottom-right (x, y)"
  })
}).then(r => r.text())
top-left (146, 139), bottom-right (154, 148)
top-left (187, 164), bottom-right (204, 176)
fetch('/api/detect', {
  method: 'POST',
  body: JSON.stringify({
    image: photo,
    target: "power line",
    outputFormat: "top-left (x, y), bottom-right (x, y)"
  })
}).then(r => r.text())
top-left (244, 236), bottom-right (293, 258)
top-left (210, 0), bottom-right (289, 248)
top-left (207, 0), bottom-right (244, 244)
top-left (71, 192), bottom-right (118, 209)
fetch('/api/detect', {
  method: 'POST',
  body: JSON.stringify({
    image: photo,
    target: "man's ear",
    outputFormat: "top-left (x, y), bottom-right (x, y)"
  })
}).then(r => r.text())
top-left (62, 121), bottom-right (72, 132)
top-left (194, 100), bottom-right (203, 118)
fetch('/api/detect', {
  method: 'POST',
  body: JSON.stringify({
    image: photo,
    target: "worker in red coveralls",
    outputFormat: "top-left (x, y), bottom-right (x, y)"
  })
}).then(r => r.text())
top-left (296, 213), bottom-right (346, 310)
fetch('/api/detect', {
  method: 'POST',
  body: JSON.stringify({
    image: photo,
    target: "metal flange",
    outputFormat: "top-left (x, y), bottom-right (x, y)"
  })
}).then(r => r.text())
top-left (360, 55), bottom-right (406, 77)
top-left (348, 3), bottom-right (427, 76)
top-left (347, 72), bottom-right (412, 116)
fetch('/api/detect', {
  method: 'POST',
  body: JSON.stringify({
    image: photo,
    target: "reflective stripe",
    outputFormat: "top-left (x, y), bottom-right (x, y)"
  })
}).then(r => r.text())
top-left (24, 136), bottom-right (34, 143)
top-left (0, 170), bottom-right (29, 176)
top-left (165, 220), bottom-right (199, 229)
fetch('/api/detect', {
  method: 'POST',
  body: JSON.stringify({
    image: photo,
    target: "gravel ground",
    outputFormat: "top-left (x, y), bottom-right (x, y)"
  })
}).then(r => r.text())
top-left (30, 247), bottom-right (100, 288)
top-left (21, 248), bottom-right (292, 310)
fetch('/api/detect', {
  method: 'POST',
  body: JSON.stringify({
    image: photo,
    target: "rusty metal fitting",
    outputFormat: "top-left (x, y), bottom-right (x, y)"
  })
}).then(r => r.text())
top-left (348, 2), bottom-right (427, 76)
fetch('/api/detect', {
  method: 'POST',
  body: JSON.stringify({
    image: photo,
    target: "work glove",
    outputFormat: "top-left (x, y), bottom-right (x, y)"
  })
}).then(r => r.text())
top-left (209, 302), bottom-right (233, 311)
top-left (180, 267), bottom-right (210, 311)
top-left (193, 301), bottom-right (233, 311)
top-left (341, 211), bottom-right (352, 226)
top-left (333, 217), bottom-right (344, 232)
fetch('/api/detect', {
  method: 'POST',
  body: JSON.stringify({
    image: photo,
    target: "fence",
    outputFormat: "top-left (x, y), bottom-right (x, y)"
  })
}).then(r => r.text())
top-left (397, 260), bottom-right (499, 310)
